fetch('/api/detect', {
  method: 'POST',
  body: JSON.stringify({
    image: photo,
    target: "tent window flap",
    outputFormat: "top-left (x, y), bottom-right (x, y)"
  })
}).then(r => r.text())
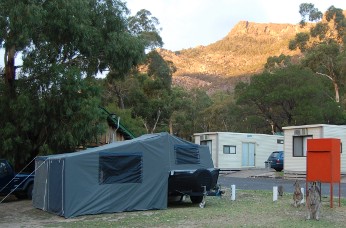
top-left (99, 152), bottom-right (143, 184)
top-left (174, 145), bottom-right (200, 164)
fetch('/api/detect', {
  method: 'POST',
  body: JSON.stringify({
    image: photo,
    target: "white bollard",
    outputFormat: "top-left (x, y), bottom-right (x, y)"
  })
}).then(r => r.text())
top-left (273, 186), bottom-right (278, 201)
top-left (300, 187), bottom-right (305, 204)
top-left (231, 184), bottom-right (236, 201)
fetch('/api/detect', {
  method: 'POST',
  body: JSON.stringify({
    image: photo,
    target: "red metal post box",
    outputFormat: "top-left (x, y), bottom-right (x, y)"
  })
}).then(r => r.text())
top-left (307, 138), bottom-right (341, 207)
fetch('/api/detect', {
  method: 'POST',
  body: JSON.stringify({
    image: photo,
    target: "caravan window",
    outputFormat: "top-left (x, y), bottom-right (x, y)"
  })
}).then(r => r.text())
top-left (99, 152), bottom-right (142, 184)
top-left (174, 145), bottom-right (200, 164)
top-left (293, 135), bottom-right (312, 157)
top-left (223, 145), bottom-right (236, 154)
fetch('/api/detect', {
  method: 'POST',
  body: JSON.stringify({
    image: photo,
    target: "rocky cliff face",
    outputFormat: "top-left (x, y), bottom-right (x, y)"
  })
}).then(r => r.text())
top-left (230, 21), bottom-right (305, 37)
top-left (158, 21), bottom-right (310, 93)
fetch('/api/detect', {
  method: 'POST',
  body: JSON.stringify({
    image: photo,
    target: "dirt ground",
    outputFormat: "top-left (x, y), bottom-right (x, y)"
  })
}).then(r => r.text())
top-left (0, 195), bottom-right (66, 227)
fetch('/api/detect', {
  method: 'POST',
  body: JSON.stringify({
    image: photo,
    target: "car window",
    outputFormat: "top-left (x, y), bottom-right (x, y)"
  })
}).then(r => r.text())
top-left (271, 152), bottom-right (280, 158)
top-left (0, 161), bottom-right (9, 177)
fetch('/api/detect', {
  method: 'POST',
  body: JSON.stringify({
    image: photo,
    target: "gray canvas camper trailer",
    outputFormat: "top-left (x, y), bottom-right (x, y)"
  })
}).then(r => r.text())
top-left (33, 132), bottom-right (219, 218)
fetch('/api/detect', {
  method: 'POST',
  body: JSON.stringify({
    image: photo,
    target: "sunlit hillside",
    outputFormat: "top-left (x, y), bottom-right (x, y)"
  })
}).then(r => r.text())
top-left (158, 21), bottom-right (310, 93)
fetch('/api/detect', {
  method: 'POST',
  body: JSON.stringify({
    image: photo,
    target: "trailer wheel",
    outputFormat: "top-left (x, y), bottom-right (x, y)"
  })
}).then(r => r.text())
top-left (190, 195), bottom-right (203, 204)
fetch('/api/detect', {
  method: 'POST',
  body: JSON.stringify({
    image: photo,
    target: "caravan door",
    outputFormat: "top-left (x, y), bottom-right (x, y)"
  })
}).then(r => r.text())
top-left (242, 142), bottom-right (255, 167)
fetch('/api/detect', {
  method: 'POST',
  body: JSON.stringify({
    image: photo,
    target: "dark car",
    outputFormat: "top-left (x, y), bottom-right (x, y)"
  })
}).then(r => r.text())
top-left (266, 151), bottom-right (284, 172)
top-left (0, 159), bottom-right (34, 199)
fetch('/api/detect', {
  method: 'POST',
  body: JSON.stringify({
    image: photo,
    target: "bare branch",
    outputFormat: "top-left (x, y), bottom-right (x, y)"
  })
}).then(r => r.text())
top-left (141, 118), bottom-right (149, 133)
top-left (152, 108), bottom-right (161, 133)
top-left (315, 72), bottom-right (333, 81)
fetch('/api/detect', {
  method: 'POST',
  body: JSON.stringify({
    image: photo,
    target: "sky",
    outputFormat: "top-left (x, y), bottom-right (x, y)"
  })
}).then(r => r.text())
top-left (125, 0), bottom-right (346, 51)
top-left (1, 1), bottom-right (346, 70)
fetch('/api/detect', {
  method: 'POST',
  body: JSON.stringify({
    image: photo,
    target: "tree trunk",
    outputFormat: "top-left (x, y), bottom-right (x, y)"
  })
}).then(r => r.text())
top-left (118, 96), bottom-right (125, 109)
top-left (333, 80), bottom-right (340, 103)
top-left (141, 119), bottom-right (149, 133)
top-left (316, 72), bottom-right (339, 103)
top-left (114, 85), bottom-right (125, 109)
top-left (4, 46), bottom-right (16, 95)
top-left (151, 109), bottom-right (161, 133)
top-left (169, 118), bottom-right (173, 134)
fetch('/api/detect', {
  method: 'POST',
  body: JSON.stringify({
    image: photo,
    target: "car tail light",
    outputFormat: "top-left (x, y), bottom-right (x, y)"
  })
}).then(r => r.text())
top-left (276, 159), bottom-right (280, 164)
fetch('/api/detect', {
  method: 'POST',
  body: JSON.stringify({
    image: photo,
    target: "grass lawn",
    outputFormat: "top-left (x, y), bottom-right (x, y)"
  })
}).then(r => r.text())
top-left (47, 189), bottom-right (346, 227)
top-left (1, 189), bottom-right (346, 227)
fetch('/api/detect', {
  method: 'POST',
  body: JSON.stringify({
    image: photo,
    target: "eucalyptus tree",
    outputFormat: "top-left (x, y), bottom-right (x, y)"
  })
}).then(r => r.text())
top-left (125, 50), bottom-right (175, 133)
top-left (187, 88), bottom-right (213, 133)
top-left (0, 0), bottom-right (144, 93)
top-left (235, 65), bottom-right (344, 134)
top-left (264, 54), bottom-right (293, 72)
top-left (105, 8), bottom-right (164, 110)
top-left (302, 42), bottom-right (344, 103)
top-left (166, 87), bottom-right (193, 138)
top-left (289, 3), bottom-right (346, 103)
top-left (0, 0), bottom-right (147, 164)
top-left (200, 91), bottom-right (234, 132)
top-left (128, 9), bottom-right (163, 51)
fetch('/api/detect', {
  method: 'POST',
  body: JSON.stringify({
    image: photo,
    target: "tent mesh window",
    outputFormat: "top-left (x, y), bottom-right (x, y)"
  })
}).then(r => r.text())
top-left (99, 152), bottom-right (143, 184)
top-left (174, 145), bottom-right (200, 164)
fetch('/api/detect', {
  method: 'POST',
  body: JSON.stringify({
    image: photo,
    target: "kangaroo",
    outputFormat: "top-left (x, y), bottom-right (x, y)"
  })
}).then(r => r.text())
top-left (293, 180), bottom-right (303, 207)
top-left (306, 182), bottom-right (321, 220)
top-left (278, 185), bottom-right (284, 197)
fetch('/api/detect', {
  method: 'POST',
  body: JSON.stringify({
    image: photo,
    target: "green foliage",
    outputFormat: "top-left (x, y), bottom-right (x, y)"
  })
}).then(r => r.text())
top-left (2, 0), bottom-right (144, 78)
top-left (325, 6), bottom-right (346, 41)
top-left (128, 79), bottom-right (171, 133)
top-left (100, 3), bottom-right (346, 140)
top-left (235, 65), bottom-right (344, 133)
top-left (0, 0), bottom-right (147, 166)
top-left (310, 22), bottom-right (328, 40)
top-left (104, 50), bottom-right (177, 134)
top-left (338, 51), bottom-right (346, 88)
top-left (186, 88), bottom-right (213, 133)
top-left (290, 4), bottom-right (346, 103)
top-left (299, 3), bottom-right (323, 26)
top-left (289, 32), bottom-right (310, 51)
top-left (104, 103), bottom-right (146, 137)
top-left (302, 42), bottom-right (341, 76)
top-left (2, 0), bottom-right (346, 167)
top-left (166, 87), bottom-right (194, 139)
top-left (125, 67), bottom-right (173, 133)
top-left (146, 50), bottom-right (175, 90)
top-left (199, 92), bottom-right (229, 132)
top-left (264, 54), bottom-right (292, 72)
top-left (128, 9), bottom-right (163, 50)
top-left (0, 71), bottom-right (105, 163)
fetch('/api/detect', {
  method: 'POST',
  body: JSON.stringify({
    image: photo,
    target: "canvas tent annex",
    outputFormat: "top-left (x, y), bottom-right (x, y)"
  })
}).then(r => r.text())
top-left (32, 132), bottom-right (215, 218)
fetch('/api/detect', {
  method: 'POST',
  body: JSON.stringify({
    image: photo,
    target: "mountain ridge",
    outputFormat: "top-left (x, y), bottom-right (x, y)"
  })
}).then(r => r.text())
top-left (158, 21), bottom-right (310, 93)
